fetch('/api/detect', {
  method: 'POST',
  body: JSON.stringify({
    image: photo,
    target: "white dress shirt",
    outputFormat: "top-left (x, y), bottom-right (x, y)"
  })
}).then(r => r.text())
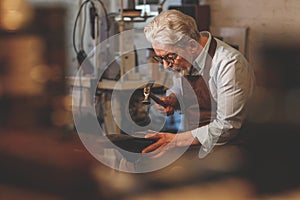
top-left (167, 31), bottom-right (255, 157)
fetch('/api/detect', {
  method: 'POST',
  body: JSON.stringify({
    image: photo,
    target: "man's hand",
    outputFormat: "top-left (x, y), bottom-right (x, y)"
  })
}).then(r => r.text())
top-left (142, 131), bottom-right (199, 158)
top-left (155, 94), bottom-right (178, 116)
top-left (142, 132), bottom-right (176, 158)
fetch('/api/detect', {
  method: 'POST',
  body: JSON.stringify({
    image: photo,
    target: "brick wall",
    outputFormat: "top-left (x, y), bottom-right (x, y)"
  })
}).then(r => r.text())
top-left (206, 0), bottom-right (300, 66)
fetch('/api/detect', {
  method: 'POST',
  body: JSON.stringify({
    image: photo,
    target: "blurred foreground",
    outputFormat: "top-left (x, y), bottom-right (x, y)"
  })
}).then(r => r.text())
top-left (1, 3), bottom-right (300, 200)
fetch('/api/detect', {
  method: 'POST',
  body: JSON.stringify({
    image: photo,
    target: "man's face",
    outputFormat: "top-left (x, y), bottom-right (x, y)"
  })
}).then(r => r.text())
top-left (152, 44), bottom-right (193, 76)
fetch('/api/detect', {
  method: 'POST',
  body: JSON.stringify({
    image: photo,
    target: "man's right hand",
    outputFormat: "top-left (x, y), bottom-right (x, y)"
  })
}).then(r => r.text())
top-left (155, 94), bottom-right (178, 116)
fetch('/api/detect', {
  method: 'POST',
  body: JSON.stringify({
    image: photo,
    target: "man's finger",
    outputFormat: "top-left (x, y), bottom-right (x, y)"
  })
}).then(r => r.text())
top-left (165, 106), bottom-right (174, 115)
top-left (155, 103), bottom-right (166, 112)
top-left (142, 140), bottom-right (163, 153)
top-left (145, 143), bottom-right (167, 158)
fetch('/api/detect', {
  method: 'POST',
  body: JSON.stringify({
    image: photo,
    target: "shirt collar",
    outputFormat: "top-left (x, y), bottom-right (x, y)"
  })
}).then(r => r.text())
top-left (192, 31), bottom-right (212, 75)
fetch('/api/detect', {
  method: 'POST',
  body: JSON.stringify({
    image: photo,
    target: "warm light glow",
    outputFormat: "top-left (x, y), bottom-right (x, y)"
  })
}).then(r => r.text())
top-left (30, 64), bottom-right (50, 84)
top-left (1, 10), bottom-right (24, 31)
top-left (0, 0), bottom-right (33, 31)
top-left (63, 96), bottom-right (73, 112)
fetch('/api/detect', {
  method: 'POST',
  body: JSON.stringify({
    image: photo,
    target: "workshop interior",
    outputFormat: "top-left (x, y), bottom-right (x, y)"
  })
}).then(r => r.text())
top-left (1, 0), bottom-right (300, 199)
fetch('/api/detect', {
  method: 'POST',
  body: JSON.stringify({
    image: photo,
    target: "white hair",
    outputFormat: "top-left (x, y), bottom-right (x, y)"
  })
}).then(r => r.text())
top-left (144, 10), bottom-right (200, 47)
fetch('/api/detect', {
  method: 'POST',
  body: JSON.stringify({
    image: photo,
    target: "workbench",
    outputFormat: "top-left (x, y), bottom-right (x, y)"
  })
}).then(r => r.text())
top-left (68, 76), bottom-right (171, 135)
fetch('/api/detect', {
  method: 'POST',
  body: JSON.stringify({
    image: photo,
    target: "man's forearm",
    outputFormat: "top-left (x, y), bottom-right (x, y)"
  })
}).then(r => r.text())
top-left (175, 131), bottom-right (201, 147)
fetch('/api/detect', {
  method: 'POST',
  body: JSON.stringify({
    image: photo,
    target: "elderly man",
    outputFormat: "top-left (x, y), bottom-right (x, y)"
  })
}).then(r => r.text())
top-left (142, 10), bottom-right (255, 157)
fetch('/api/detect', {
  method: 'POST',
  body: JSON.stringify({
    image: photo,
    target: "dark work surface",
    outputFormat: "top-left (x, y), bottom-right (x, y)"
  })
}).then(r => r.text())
top-left (238, 122), bottom-right (300, 195)
top-left (0, 129), bottom-right (101, 200)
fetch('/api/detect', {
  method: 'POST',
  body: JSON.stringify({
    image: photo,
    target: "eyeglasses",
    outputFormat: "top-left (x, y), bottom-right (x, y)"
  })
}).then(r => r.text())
top-left (153, 53), bottom-right (178, 64)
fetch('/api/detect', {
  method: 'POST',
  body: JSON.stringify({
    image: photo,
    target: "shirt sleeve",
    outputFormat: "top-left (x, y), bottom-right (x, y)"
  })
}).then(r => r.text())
top-left (191, 57), bottom-right (255, 156)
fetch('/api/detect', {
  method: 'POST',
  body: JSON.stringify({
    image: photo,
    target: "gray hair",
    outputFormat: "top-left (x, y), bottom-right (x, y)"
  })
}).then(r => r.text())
top-left (144, 10), bottom-right (200, 47)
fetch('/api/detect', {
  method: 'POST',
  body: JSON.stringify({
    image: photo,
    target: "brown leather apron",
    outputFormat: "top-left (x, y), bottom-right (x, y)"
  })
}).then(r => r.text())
top-left (181, 38), bottom-right (217, 130)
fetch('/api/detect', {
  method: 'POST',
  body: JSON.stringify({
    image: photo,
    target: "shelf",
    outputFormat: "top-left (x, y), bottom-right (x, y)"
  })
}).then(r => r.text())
top-left (98, 79), bottom-right (162, 90)
top-left (122, 14), bottom-right (155, 23)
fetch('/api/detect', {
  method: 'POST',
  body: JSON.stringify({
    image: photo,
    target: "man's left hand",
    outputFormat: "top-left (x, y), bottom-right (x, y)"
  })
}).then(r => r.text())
top-left (142, 132), bottom-right (176, 158)
top-left (142, 131), bottom-right (199, 158)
